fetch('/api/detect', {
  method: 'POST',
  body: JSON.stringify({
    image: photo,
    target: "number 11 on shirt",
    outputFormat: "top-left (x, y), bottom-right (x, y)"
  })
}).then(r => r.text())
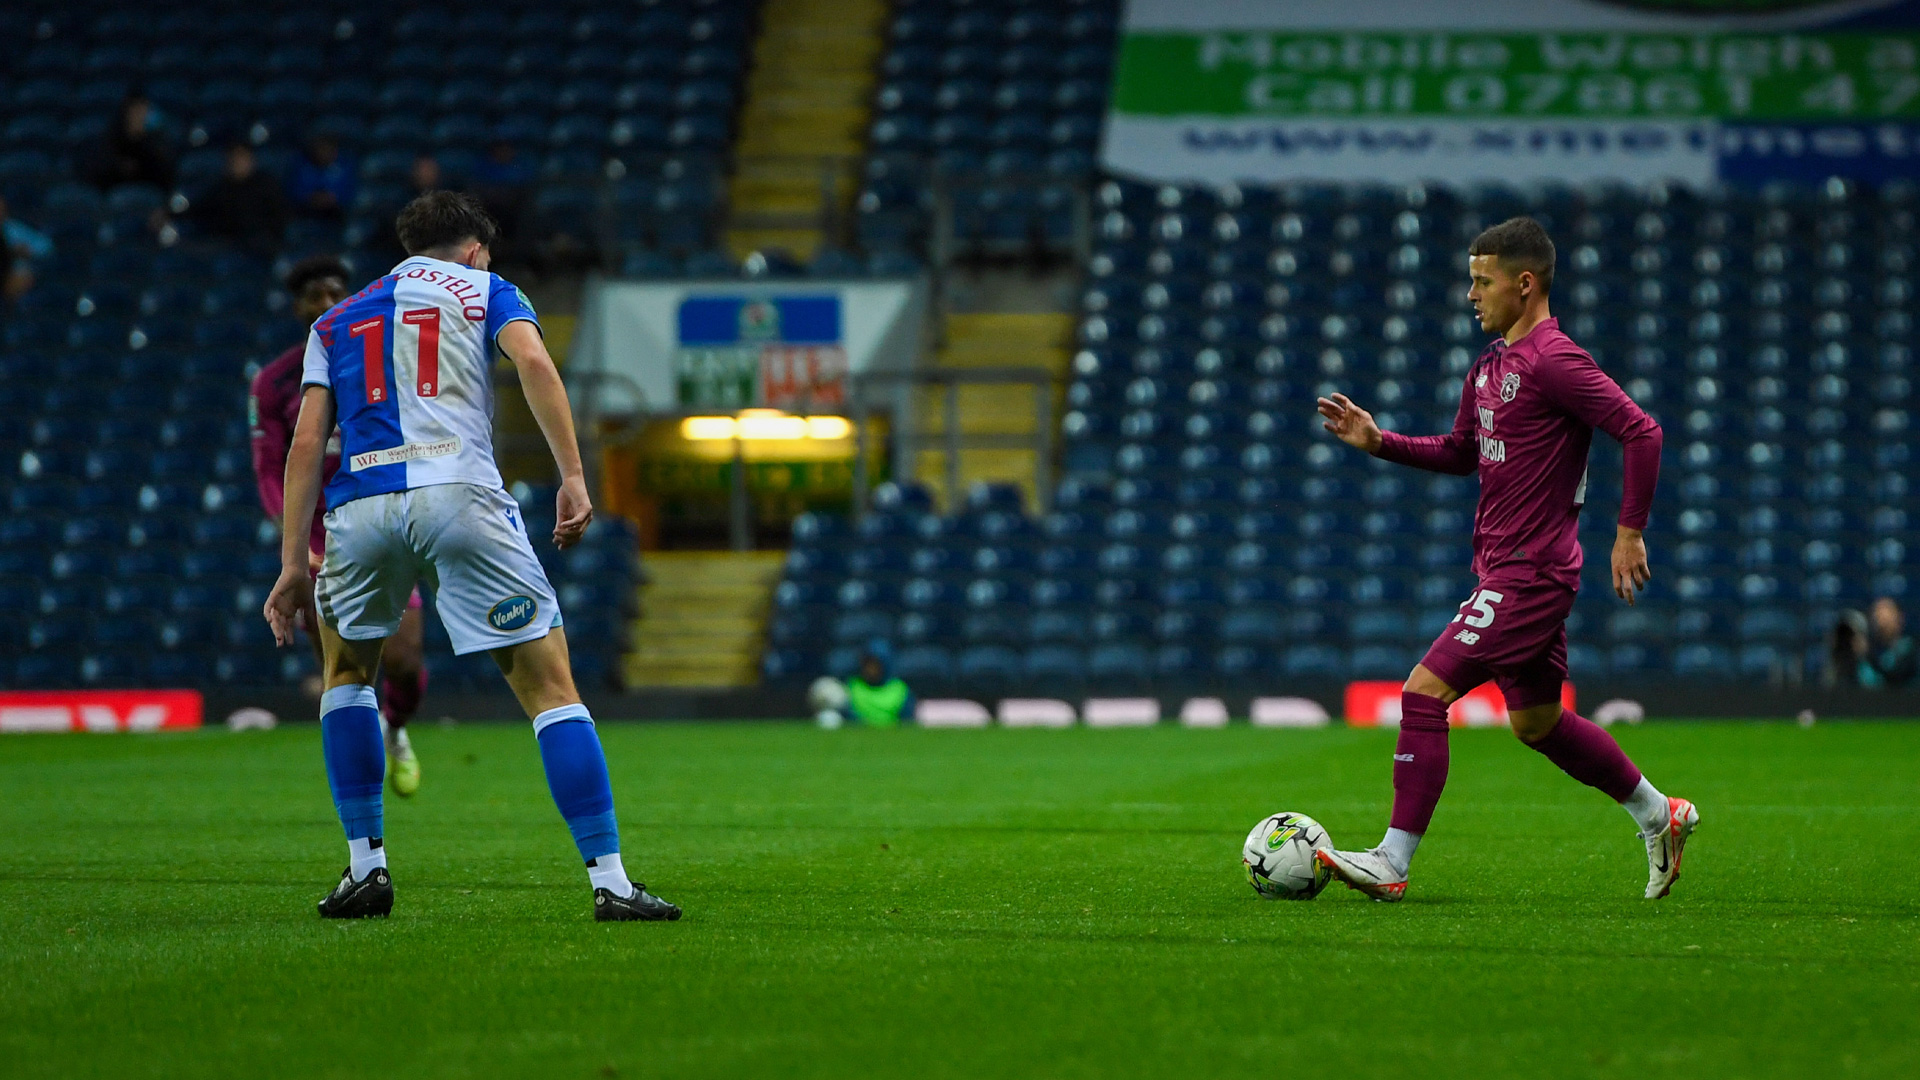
top-left (349, 316), bottom-right (386, 404)
top-left (402, 308), bottom-right (441, 399)
top-left (349, 310), bottom-right (444, 404)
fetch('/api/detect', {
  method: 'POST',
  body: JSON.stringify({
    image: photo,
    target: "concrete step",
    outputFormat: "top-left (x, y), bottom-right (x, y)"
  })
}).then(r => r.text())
top-left (626, 552), bottom-right (782, 689)
top-left (726, 228), bottom-right (824, 259)
top-left (623, 666), bottom-right (760, 688)
top-left (916, 383), bottom-right (1050, 434)
top-left (629, 642), bottom-right (762, 664)
top-left (946, 312), bottom-right (1075, 344)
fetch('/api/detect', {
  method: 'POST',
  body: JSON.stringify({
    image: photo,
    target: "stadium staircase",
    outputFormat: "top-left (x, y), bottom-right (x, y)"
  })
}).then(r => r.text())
top-left (915, 313), bottom-right (1074, 511)
top-left (625, 551), bottom-right (787, 688)
top-left (723, 0), bottom-right (888, 260)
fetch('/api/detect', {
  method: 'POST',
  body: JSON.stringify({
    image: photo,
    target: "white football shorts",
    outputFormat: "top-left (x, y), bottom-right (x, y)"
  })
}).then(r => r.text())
top-left (317, 482), bottom-right (562, 655)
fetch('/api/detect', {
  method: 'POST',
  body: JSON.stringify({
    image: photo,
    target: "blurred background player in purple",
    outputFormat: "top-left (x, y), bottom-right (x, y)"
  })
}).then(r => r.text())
top-left (1313, 218), bottom-right (1695, 903)
top-left (251, 255), bottom-right (428, 796)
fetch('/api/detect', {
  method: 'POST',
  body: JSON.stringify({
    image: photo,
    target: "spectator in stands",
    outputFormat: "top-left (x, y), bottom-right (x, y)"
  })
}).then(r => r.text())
top-left (359, 155), bottom-right (447, 264)
top-left (87, 91), bottom-right (176, 192)
top-left (288, 136), bottom-right (355, 223)
top-left (470, 140), bottom-right (532, 252)
top-left (1857, 598), bottom-right (1917, 689)
top-left (0, 194), bottom-right (53, 303)
top-left (409, 152), bottom-right (442, 197)
top-left (191, 142), bottom-right (289, 253)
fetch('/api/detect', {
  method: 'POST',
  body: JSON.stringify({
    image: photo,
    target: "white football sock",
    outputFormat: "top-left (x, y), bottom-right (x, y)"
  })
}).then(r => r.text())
top-left (349, 836), bottom-right (387, 881)
top-left (586, 853), bottom-right (636, 898)
top-left (1622, 777), bottom-right (1671, 835)
top-left (1378, 828), bottom-right (1421, 876)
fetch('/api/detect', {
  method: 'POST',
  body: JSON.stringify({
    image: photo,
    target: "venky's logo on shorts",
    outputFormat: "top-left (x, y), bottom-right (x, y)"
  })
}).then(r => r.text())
top-left (488, 595), bottom-right (538, 632)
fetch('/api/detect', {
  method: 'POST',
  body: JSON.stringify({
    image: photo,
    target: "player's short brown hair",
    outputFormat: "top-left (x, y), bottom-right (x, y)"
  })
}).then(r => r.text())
top-left (1469, 216), bottom-right (1555, 295)
top-left (395, 190), bottom-right (498, 255)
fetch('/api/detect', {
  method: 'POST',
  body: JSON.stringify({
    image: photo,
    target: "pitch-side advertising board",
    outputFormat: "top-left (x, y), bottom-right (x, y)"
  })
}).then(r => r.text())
top-left (1344, 680), bottom-right (1577, 727)
top-left (1106, 0), bottom-right (1920, 186)
top-left (0, 690), bottom-right (204, 733)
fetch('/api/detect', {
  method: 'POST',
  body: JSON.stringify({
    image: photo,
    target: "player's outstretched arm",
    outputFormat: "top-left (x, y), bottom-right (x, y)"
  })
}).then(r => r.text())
top-left (499, 320), bottom-right (592, 550)
top-left (1322, 385), bottom-right (1478, 475)
top-left (1316, 393), bottom-right (1382, 452)
top-left (263, 386), bottom-right (333, 646)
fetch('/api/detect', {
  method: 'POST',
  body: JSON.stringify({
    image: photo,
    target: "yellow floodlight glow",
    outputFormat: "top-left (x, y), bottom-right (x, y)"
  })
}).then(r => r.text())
top-left (681, 416), bottom-right (738, 440)
top-left (679, 411), bottom-right (855, 442)
top-left (737, 412), bottom-right (809, 440)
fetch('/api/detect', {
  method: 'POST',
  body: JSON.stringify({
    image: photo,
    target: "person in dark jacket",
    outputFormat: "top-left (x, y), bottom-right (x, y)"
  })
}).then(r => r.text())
top-left (88, 92), bottom-right (175, 192)
top-left (192, 143), bottom-right (289, 253)
top-left (288, 136), bottom-right (355, 223)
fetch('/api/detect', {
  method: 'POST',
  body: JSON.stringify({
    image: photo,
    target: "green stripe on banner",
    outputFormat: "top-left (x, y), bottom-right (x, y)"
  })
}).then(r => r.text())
top-left (1112, 32), bottom-right (1920, 120)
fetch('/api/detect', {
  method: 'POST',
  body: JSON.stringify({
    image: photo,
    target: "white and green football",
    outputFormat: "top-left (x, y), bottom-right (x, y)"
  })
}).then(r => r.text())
top-left (1242, 812), bottom-right (1333, 900)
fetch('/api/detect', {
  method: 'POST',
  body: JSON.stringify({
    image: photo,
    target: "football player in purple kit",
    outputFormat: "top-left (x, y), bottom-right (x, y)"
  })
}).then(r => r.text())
top-left (252, 256), bottom-right (429, 796)
top-left (1312, 217), bottom-right (1697, 902)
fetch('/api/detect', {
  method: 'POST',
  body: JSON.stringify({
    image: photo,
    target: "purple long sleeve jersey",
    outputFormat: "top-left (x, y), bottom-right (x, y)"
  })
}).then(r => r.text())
top-left (1373, 318), bottom-right (1663, 590)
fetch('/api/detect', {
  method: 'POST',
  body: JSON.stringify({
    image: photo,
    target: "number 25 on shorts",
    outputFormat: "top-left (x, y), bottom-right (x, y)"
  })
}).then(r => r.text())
top-left (1452, 590), bottom-right (1505, 629)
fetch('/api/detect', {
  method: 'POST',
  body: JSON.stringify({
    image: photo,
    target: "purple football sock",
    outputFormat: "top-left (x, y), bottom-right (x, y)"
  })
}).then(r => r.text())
top-left (1528, 710), bottom-right (1644, 802)
top-left (1389, 691), bottom-right (1452, 835)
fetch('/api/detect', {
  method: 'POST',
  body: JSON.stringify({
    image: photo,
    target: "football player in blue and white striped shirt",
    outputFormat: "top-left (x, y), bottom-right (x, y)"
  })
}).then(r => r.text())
top-left (265, 191), bottom-right (678, 922)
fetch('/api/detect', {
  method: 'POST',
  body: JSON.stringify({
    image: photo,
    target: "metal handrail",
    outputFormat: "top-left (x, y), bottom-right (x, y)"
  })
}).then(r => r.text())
top-left (847, 365), bottom-right (1056, 518)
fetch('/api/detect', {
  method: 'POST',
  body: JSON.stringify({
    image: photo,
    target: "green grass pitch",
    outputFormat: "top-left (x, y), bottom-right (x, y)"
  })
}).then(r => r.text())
top-left (3, 720), bottom-right (1917, 1079)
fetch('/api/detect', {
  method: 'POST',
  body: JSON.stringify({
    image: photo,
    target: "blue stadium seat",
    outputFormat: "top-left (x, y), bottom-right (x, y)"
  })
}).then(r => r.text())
top-left (1283, 645), bottom-right (1348, 678)
top-left (956, 645), bottom-right (1021, 682)
top-left (1080, 641), bottom-right (1144, 679)
top-left (1025, 645), bottom-right (1087, 681)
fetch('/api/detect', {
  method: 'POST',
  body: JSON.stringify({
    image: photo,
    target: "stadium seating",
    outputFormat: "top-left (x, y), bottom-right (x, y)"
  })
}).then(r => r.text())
top-left (770, 178), bottom-right (1917, 688)
top-left (856, 0), bottom-right (1119, 259)
top-left (0, 1), bottom-right (755, 277)
top-left (0, 1), bottom-right (704, 688)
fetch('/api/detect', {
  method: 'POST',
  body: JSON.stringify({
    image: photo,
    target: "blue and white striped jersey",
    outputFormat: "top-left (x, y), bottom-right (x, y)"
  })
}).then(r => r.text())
top-left (300, 255), bottom-right (539, 508)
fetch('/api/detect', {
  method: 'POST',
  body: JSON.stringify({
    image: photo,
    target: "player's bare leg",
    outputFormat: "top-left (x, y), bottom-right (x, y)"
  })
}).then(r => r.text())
top-left (493, 629), bottom-right (680, 921)
top-left (313, 623), bottom-right (395, 918)
top-left (379, 607), bottom-right (426, 797)
top-left (1509, 700), bottom-right (1698, 898)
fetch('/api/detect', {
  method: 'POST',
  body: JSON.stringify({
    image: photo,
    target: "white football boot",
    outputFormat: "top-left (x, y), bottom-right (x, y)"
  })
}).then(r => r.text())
top-left (1642, 796), bottom-right (1699, 899)
top-left (1315, 847), bottom-right (1408, 902)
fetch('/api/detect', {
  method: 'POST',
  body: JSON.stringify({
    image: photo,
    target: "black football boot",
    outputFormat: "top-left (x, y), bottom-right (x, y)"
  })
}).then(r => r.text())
top-left (593, 883), bottom-right (681, 922)
top-left (317, 866), bottom-right (394, 918)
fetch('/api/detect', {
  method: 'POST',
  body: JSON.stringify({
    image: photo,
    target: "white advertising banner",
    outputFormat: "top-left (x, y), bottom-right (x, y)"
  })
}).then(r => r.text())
top-left (1105, 0), bottom-right (1920, 186)
top-left (571, 278), bottom-right (929, 416)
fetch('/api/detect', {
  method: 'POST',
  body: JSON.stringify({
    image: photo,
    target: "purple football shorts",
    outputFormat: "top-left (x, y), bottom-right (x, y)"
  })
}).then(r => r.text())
top-left (1417, 564), bottom-right (1577, 710)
